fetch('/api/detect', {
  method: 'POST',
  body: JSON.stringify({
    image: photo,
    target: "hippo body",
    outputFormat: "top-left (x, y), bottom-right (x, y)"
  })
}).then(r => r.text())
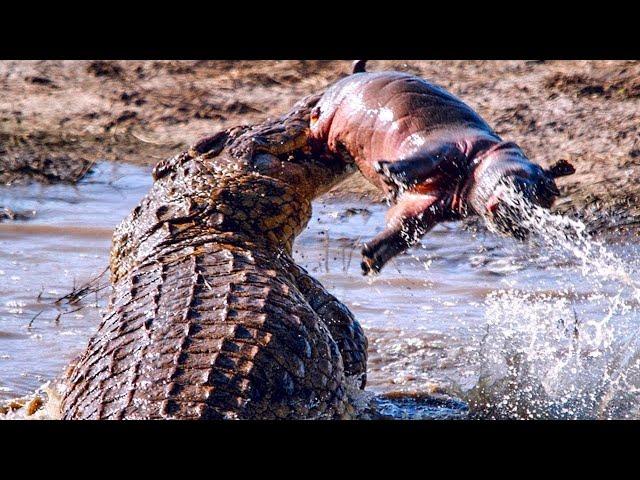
top-left (310, 70), bottom-right (499, 195)
top-left (310, 64), bottom-right (574, 274)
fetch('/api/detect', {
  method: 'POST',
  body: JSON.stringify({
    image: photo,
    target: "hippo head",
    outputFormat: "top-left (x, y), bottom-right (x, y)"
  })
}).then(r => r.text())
top-left (468, 155), bottom-right (575, 239)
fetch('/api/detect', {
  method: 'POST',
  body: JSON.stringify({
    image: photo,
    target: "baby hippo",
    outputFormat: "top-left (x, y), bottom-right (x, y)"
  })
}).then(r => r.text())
top-left (310, 60), bottom-right (575, 275)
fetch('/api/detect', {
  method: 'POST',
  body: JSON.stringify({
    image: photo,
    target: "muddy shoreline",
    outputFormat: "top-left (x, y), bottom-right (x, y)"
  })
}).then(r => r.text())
top-left (1, 60), bottom-right (639, 231)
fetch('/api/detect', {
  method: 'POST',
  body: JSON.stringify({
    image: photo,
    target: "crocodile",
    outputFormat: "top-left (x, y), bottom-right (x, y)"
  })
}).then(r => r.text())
top-left (60, 93), bottom-right (368, 420)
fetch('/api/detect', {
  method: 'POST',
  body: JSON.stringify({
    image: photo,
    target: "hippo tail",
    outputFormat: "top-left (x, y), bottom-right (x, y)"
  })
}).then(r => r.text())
top-left (352, 60), bottom-right (367, 73)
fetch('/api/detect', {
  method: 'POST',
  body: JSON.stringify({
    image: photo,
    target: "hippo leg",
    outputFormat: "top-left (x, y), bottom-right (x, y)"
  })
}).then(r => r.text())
top-left (287, 261), bottom-right (368, 389)
top-left (361, 194), bottom-right (443, 275)
top-left (373, 158), bottom-right (437, 197)
top-left (373, 144), bottom-right (464, 200)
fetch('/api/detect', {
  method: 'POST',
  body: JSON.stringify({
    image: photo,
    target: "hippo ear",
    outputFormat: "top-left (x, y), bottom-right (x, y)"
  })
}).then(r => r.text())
top-left (545, 159), bottom-right (576, 178)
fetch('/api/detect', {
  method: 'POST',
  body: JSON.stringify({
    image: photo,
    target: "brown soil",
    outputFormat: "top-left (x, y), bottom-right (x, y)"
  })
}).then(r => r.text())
top-left (0, 152), bottom-right (92, 185)
top-left (1, 60), bottom-right (638, 233)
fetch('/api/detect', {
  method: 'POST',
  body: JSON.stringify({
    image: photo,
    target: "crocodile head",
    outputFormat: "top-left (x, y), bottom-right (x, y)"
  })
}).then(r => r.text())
top-left (147, 94), bottom-right (355, 261)
top-left (110, 94), bottom-right (355, 285)
top-left (229, 136), bottom-right (354, 252)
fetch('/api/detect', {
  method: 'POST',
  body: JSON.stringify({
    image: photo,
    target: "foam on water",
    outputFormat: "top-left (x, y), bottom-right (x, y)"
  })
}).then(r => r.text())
top-left (454, 188), bottom-right (640, 418)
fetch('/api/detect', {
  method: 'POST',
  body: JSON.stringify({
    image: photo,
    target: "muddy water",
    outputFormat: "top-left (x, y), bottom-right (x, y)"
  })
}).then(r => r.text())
top-left (0, 163), bottom-right (150, 404)
top-left (1, 162), bottom-right (639, 419)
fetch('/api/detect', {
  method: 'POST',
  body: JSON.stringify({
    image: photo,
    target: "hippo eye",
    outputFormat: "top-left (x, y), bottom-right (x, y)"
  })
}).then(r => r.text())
top-left (310, 106), bottom-right (321, 122)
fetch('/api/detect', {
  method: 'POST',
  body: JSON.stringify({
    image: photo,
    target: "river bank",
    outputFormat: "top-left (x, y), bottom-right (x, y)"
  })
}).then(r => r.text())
top-left (1, 60), bottom-right (639, 233)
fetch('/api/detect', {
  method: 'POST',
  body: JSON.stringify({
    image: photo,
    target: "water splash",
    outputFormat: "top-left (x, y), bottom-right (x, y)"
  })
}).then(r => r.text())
top-left (458, 188), bottom-right (640, 419)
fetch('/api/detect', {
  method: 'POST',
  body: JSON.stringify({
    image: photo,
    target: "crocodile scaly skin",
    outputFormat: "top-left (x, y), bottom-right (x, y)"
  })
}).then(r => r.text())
top-left (61, 94), bottom-right (367, 419)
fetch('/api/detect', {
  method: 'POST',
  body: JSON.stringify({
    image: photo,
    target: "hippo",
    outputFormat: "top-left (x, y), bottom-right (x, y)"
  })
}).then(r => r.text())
top-left (310, 60), bottom-right (575, 275)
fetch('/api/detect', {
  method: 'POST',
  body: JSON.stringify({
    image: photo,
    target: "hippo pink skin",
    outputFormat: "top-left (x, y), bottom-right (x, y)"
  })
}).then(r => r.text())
top-left (310, 66), bottom-right (574, 275)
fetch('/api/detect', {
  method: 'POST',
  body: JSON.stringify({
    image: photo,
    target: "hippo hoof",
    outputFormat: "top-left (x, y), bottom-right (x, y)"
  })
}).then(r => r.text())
top-left (361, 245), bottom-right (382, 276)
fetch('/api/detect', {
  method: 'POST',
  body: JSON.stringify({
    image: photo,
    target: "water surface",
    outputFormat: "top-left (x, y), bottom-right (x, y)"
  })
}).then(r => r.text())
top-left (1, 162), bottom-right (639, 419)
